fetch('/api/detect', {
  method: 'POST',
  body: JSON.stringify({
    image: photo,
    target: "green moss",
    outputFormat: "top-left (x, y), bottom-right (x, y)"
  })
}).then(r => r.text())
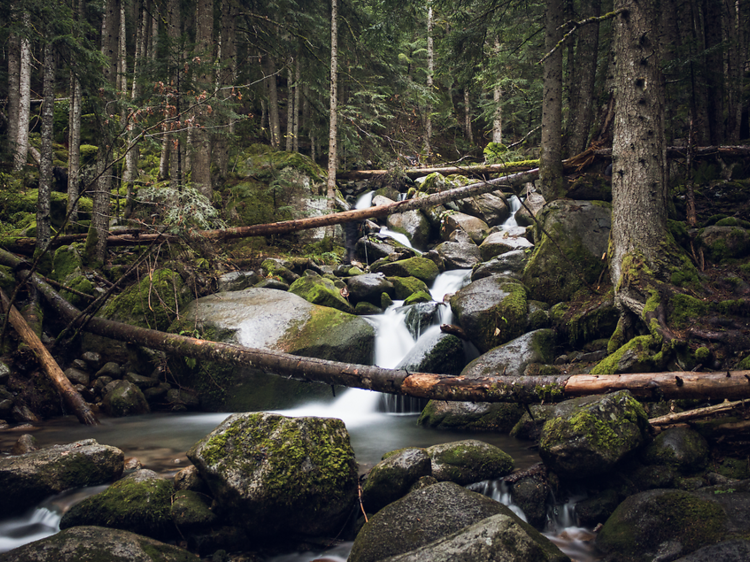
top-left (695, 346), bottom-right (711, 362)
top-left (389, 276), bottom-right (430, 300)
top-left (404, 290), bottom-right (432, 305)
top-left (591, 335), bottom-right (661, 375)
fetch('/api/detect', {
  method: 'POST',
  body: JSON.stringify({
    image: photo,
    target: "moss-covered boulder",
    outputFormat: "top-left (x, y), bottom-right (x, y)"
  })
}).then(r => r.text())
top-left (550, 291), bottom-right (619, 349)
top-left (522, 199), bottom-right (611, 303)
top-left (396, 331), bottom-right (466, 375)
top-left (50, 244), bottom-right (95, 307)
top-left (0, 439), bottom-right (124, 516)
top-left (0, 526), bottom-right (196, 562)
top-left (641, 426), bottom-right (710, 475)
top-left (450, 276), bottom-right (529, 353)
top-left (596, 489), bottom-right (729, 561)
top-left (425, 439), bottom-right (514, 485)
top-left (389, 275), bottom-right (431, 300)
top-left (418, 400), bottom-right (525, 433)
top-left (362, 448), bottom-right (432, 514)
top-left (349, 481), bottom-right (522, 562)
top-left (539, 390), bottom-right (651, 479)
top-left (698, 225), bottom-right (750, 262)
top-left (60, 470), bottom-right (175, 540)
top-left (346, 272), bottom-right (395, 306)
top-left (370, 256), bottom-right (440, 285)
top-left (170, 288), bottom-right (374, 410)
top-left (102, 380), bottom-right (150, 417)
top-left (289, 270), bottom-right (353, 313)
top-left (171, 489), bottom-right (217, 529)
top-left (187, 412), bottom-right (358, 538)
top-left (461, 328), bottom-right (556, 378)
top-left (471, 248), bottom-right (530, 280)
top-left (453, 191), bottom-right (512, 227)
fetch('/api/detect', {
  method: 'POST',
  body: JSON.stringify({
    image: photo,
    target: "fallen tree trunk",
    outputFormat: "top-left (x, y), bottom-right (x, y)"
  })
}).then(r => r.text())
top-left (3, 168), bottom-right (541, 255)
top-left (337, 162), bottom-right (537, 180)
top-left (3, 248), bottom-right (750, 406)
top-left (0, 287), bottom-right (98, 425)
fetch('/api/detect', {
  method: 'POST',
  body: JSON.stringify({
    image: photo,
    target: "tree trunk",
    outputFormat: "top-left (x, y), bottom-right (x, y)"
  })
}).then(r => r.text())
top-left (463, 88), bottom-right (473, 144)
top-left (37, 42), bottom-right (56, 255)
top-left (327, 0), bottom-right (339, 217)
top-left (565, 0), bottom-right (600, 156)
top-left (68, 70), bottom-right (82, 227)
top-left (286, 61), bottom-right (295, 152)
top-left (703, 0), bottom-right (724, 145)
top-left (610, 0), bottom-right (669, 313)
top-left (424, 3), bottom-right (434, 159)
top-left (293, 56), bottom-right (301, 153)
top-left (726, 0), bottom-right (745, 143)
top-left (0, 288), bottom-right (98, 425)
top-left (7, 29), bottom-right (20, 159)
top-left (192, 0), bottom-right (213, 199)
top-left (539, 0), bottom-right (564, 201)
top-left (15, 17), bottom-right (31, 171)
top-left (214, 0), bottom-right (237, 179)
top-left (266, 55), bottom-right (281, 148)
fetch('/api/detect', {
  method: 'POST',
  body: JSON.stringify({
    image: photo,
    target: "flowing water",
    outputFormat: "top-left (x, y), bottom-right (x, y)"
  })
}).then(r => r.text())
top-left (0, 190), bottom-right (599, 560)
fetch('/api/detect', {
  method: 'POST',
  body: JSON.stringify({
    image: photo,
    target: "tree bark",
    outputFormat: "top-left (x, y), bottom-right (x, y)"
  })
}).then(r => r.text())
top-left (67, 0), bottom-right (84, 226)
top-left (424, 3), bottom-right (434, 159)
top-left (293, 56), bottom-right (301, 153)
top-left (37, 42), bottom-right (56, 254)
top-left (0, 288), bottom-right (98, 425)
top-left (7, 28), bottom-right (20, 159)
top-left (3, 254), bottom-right (750, 406)
top-left (327, 0), bottom-right (339, 221)
top-left (266, 55), bottom-right (281, 148)
top-left (192, 0), bottom-right (213, 199)
top-left (14, 16), bottom-right (31, 172)
top-left (539, 0), bottom-right (565, 200)
top-left (463, 88), bottom-right (473, 144)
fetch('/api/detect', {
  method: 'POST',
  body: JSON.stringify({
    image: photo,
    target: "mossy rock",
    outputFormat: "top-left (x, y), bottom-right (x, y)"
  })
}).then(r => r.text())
top-left (550, 290), bottom-right (619, 349)
top-left (418, 401), bottom-right (525, 433)
top-left (361, 448), bottom-right (432, 514)
top-left (404, 290), bottom-right (432, 305)
top-left (591, 335), bottom-right (665, 375)
top-left (370, 256), bottom-right (440, 285)
top-left (426, 439), bottom-right (514, 485)
top-left (171, 490), bottom-right (217, 529)
top-left (60, 471), bottom-right (175, 540)
top-left (389, 276), bottom-right (431, 300)
top-left (641, 426), bottom-right (710, 475)
top-left (289, 271), bottom-right (354, 313)
top-left (235, 143), bottom-right (326, 183)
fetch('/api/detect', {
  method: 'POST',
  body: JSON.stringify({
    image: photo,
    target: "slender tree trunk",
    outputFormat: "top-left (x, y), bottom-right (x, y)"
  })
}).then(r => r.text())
top-left (124, 0), bottom-right (147, 218)
top-left (492, 38), bottom-right (503, 144)
top-left (539, 0), bottom-right (565, 201)
top-left (565, 0), bottom-right (600, 156)
top-left (192, 0), bottom-right (213, 199)
top-left (8, 32), bottom-right (20, 159)
top-left (463, 89), bottom-right (473, 144)
top-left (15, 18), bottom-right (32, 171)
top-left (286, 61), bottom-right (294, 152)
top-left (424, 3), bottom-right (434, 159)
top-left (214, 0), bottom-right (237, 178)
top-left (117, 0), bottom-right (127, 94)
top-left (68, 70), bottom-right (82, 227)
top-left (726, 0), bottom-right (744, 143)
top-left (610, 0), bottom-right (669, 312)
top-left (703, 0), bottom-right (724, 145)
top-left (167, 0), bottom-right (182, 189)
top-left (293, 56), bottom-right (301, 153)
top-left (327, 0), bottom-right (339, 212)
top-left (266, 55), bottom-right (281, 148)
top-left (37, 42), bottom-right (56, 255)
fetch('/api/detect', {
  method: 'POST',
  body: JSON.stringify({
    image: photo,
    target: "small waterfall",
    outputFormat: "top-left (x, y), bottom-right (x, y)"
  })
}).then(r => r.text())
top-left (501, 195), bottom-right (523, 229)
top-left (0, 507), bottom-right (60, 552)
top-left (467, 480), bottom-right (528, 522)
top-left (379, 227), bottom-right (421, 254)
top-left (354, 191), bottom-right (375, 210)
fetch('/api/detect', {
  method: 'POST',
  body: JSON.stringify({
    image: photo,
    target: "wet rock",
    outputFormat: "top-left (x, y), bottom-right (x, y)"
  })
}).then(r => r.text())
top-left (515, 189), bottom-right (545, 227)
top-left (471, 249), bottom-right (529, 281)
top-left (12, 434), bottom-right (38, 455)
top-left (0, 439), bottom-right (124, 516)
top-left (60, 469), bottom-right (175, 540)
top-left (289, 270), bottom-right (354, 313)
top-left (461, 329), bottom-right (556, 378)
top-left (370, 256), bottom-right (440, 285)
top-left (349, 481), bottom-right (519, 562)
top-left (64, 367), bottom-right (90, 386)
top-left (450, 276), bottom-right (529, 353)
top-left (81, 351), bottom-right (103, 370)
top-left (426, 439), bottom-right (514, 485)
top-left (386, 209), bottom-right (432, 250)
top-left (102, 380), bottom-right (150, 417)
top-left (403, 301), bottom-right (442, 338)
top-left (434, 229), bottom-right (482, 269)
top-left (672, 540), bottom-right (750, 562)
top-left (641, 426), bottom-right (710, 475)
top-left (187, 412), bottom-right (358, 539)
top-left (362, 448), bottom-right (432, 514)
top-left (440, 212), bottom-right (490, 244)
top-left (174, 465), bottom-right (208, 494)
top-left (510, 476), bottom-right (551, 530)
top-left (166, 388), bottom-right (200, 411)
top-left (216, 270), bottom-right (262, 292)
top-left (390, 276), bottom-right (430, 300)
top-left (550, 294), bottom-right (619, 349)
top-left (479, 230), bottom-right (534, 261)
top-left (539, 390), bottom-right (651, 479)
top-left (171, 489), bottom-right (217, 529)
top-left (418, 400), bottom-right (525, 433)
top-left (396, 331), bottom-right (466, 376)
top-left (346, 273), bottom-right (395, 306)
top-left (94, 361), bottom-right (123, 379)
top-left (123, 372), bottom-right (158, 389)
top-left (143, 382), bottom-right (170, 404)
top-left (574, 488), bottom-right (620, 528)
top-left (454, 191), bottom-right (511, 227)
top-left (0, 525), bottom-right (196, 562)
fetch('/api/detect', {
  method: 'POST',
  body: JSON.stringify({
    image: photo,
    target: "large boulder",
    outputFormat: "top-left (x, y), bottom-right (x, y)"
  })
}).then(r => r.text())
top-left (386, 209), bottom-right (432, 250)
top-left (289, 270), bottom-right (354, 313)
top-left (640, 426), bottom-right (710, 475)
top-left (461, 329), bottom-right (556, 378)
top-left (362, 448), bottom-right (432, 514)
top-left (698, 225), bottom-right (750, 261)
top-left (515, 189), bottom-right (546, 227)
top-left (450, 276), bottom-right (529, 353)
top-left (346, 273), bottom-right (395, 306)
top-left (0, 439), bottom-right (124, 517)
top-left (395, 331), bottom-right (466, 375)
top-left (0, 526), bottom-right (197, 562)
top-left (101, 380), bottom-right (150, 417)
top-left (440, 212), bottom-right (490, 244)
top-left (370, 256), bottom-right (440, 285)
top-left (471, 249), bottom-right (529, 280)
top-left (60, 470), bottom-right (175, 540)
top-left (434, 229), bottom-right (482, 270)
top-left (522, 199), bottom-right (611, 303)
top-left (454, 191), bottom-right (511, 227)
top-left (378, 513), bottom-right (569, 562)
top-left (539, 390), bottom-right (651, 479)
top-left (348, 481), bottom-right (518, 562)
top-left (426, 439), bottom-right (514, 485)
top-left (418, 400), bottom-right (525, 433)
top-left (479, 230), bottom-right (534, 261)
top-left (187, 412), bottom-right (358, 539)
top-left (170, 288), bottom-right (374, 410)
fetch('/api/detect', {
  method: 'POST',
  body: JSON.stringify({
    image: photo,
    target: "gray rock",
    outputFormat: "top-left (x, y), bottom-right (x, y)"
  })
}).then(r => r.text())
top-left (461, 329), bottom-right (556, 378)
top-left (349, 481), bottom-right (517, 562)
top-left (387, 209), bottom-right (432, 250)
top-left (123, 372), bottom-right (158, 389)
top-left (434, 229), bottom-right (482, 269)
top-left (11, 434), bottom-right (38, 455)
top-left (362, 448), bottom-right (432, 514)
top-left (641, 426), bottom-right (710, 475)
top-left (673, 541), bottom-right (750, 562)
top-left (515, 189), bottom-right (546, 227)
top-left (479, 230), bottom-right (534, 261)
top-left (216, 270), bottom-right (262, 292)
top-left (403, 301), bottom-right (442, 338)
top-left (418, 400), bottom-right (525, 433)
top-left (64, 367), bottom-right (90, 386)
top-left (426, 439), bottom-right (514, 485)
top-left (471, 249), bottom-right (529, 281)
top-left (539, 390), bottom-right (651, 479)
top-left (81, 351), bottom-right (103, 370)
top-left (396, 331), bottom-right (466, 375)
top-left (380, 513), bottom-right (568, 562)
top-left (0, 439), bottom-right (124, 516)
top-left (102, 380), bottom-right (150, 417)
top-left (0, 525), bottom-right (196, 562)
top-left (171, 489), bottom-right (217, 529)
top-left (511, 477), bottom-right (551, 530)
top-left (187, 412), bottom-right (358, 538)
top-left (174, 465), bottom-right (208, 493)
top-left (454, 192), bottom-right (511, 227)
top-left (94, 361), bottom-right (123, 379)
top-left (166, 388), bottom-right (200, 410)
top-left (699, 225), bottom-right (750, 261)
top-left (346, 273), bottom-right (395, 306)
top-left (441, 212), bottom-right (490, 244)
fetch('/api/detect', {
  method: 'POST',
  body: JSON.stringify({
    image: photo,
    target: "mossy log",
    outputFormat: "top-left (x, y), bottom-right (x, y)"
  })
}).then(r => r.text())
top-left (0, 287), bottom-right (98, 425)
top-left (3, 249), bottom-right (750, 406)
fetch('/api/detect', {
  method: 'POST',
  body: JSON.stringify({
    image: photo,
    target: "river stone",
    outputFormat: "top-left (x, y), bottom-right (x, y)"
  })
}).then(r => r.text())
top-left (95, 361), bottom-right (123, 379)
top-left (362, 448), bottom-right (432, 514)
top-left (454, 192), bottom-right (511, 227)
top-left (426, 439), bottom-right (514, 485)
top-left (217, 270), bottom-right (262, 292)
top-left (0, 439), bottom-right (124, 516)
top-left (261, 258), bottom-right (299, 284)
top-left (641, 426), bottom-right (710, 475)
top-left (698, 225), bottom-right (750, 261)
top-left (12, 434), bottom-right (39, 455)
top-left (379, 512), bottom-right (568, 562)
top-left (450, 276), bottom-right (529, 353)
top-left (370, 256), bottom-right (440, 285)
top-left (515, 189), bottom-right (545, 227)
top-left (440, 212), bottom-right (490, 244)
top-left (434, 229), bottom-right (482, 270)
top-left (539, 390), bottom-right (651, 479)
top-left (672, 540), bottom-right (750, 562)
top-left (60, 469), bottom-right (175, 539)
top-left (418, 400), bottom-right (525, 433)
top-left (390, 276), bottom-right (431, 300)
top-left (522, 199), bottom-right (611, 303)
top-left (187, 412), bottom-right (358, 538)
top-left (349, 481), bottom-right (517, 562)
top-left (386, 209), bottom-right (432, 250)
top-left (171, 288), bottom-right (374, 410)
top-left (596, 489), bottom-right (731, 561)
top-left (64, 367), bottom-right (90, 386)
top-left (102, 380), bottom-right (151, 417)
top-left (346, 273), bottom-right (395, 305)
top-left (403, 301), bottom-right (442, 338)
top-left (461, 329), bottom-right (556, 378)
top-left (171, 489), bottom-right (217, 529)
top-left (289, 270), bottom-right (353, 313)
top-left (511, 476), bottom-right (551, 530)
top-left (396, 331), bottom-right (466, 375)
top-left (479, 230), bottom-right (534, 261)
top-left (471, 249), bottom-right (530, 281)
top-left (0, 526), bottom-right (196, 562)
top-left (174, 464), bottom-right (208, 494)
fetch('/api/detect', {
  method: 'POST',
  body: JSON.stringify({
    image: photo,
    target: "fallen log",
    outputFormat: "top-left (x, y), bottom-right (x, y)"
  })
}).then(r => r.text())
top-left (337, 162), bottom-right (536, 180)
top-left (0, 287), bottom-right (98, 425)
top-left (3, 248), bottom-right (750, 406)
top-left (3, 168), bottom-right (541, 255)
top-left (649, 398), bottom-right (750, 426)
